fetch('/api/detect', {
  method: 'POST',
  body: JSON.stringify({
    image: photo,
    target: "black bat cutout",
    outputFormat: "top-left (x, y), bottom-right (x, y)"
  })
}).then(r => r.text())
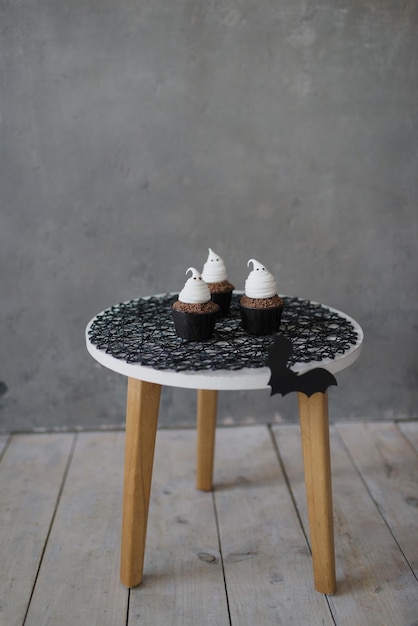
top-left (266, 335), bottom-right (337, 397)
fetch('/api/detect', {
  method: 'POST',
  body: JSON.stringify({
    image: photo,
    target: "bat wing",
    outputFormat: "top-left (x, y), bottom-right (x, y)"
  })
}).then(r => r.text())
top-left (266, 335), bottom-right (337, 397)
top-left (267, 370), bottom-right (303, 396)
top-left (292, 368), bottom-right (337, 397)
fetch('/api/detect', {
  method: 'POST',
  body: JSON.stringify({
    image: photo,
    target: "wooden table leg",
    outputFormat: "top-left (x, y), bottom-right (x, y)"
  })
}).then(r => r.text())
top-left (120, 378), bottom-right (162, 588)
top-left (196, 389), bottom-right (218, 491)
top-left (297, 391), bottom-right (336, 595)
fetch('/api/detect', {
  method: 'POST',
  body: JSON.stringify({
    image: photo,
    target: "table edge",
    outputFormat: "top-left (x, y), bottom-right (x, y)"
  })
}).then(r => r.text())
top-left (85, 295), bottom-right (363, 391)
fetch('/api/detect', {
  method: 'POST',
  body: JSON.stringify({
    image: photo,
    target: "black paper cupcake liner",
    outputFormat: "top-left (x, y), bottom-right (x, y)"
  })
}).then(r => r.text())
top-left (210, 290), bottom-right (233, 317)
top-left (172, 308), bottom-right (218, 341)
top-left (239, 304), bottom-right (283, 336)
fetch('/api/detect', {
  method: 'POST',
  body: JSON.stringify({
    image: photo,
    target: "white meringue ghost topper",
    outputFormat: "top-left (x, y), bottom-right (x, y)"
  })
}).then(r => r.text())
top-left (178, 267), bottom-right (211, 304)
top-left (201, 248), bottom-right (228, 283)
top-left (245, 259), bottom-right (278, 299)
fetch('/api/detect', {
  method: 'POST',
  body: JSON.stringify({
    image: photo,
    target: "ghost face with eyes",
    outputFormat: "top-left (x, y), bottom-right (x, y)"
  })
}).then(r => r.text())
top-left (202, 248), bottom-right (228, 283)
top-left (202, 248), bottom-right (227, 283)
top-left (178, 267), bottom-right (211, 304)
top-left (245, 259), bottom-right (278, 299)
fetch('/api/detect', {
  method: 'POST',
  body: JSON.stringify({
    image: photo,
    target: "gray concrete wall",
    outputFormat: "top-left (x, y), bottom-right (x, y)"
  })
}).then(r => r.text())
top-left (1, 0), bottom-right (417, 431)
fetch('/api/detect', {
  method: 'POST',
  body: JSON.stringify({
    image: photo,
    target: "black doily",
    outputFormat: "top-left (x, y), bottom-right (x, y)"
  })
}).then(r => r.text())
top-left (87, 293), bottom-right (358, 372)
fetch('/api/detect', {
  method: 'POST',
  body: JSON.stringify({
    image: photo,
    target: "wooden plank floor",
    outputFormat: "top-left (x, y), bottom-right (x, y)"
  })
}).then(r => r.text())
top-left (0, 422), bottom-right (417, 626)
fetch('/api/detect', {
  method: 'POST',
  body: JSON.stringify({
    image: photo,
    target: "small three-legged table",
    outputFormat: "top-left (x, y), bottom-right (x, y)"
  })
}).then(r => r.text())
top-left (86, 293), bottom-right (363, 594)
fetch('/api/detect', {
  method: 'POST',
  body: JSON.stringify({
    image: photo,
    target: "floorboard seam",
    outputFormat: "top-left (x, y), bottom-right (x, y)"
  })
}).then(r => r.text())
top-left (21, 433), bottom-right (79, 626)
top-left (0, 433), bottom-right (12, 464)
top-left (268, 425), bottom-right (338, 625)
top-left (334, 426), bottom-right (418, 585)
top-left (212, 490), bottom-right (232, 626)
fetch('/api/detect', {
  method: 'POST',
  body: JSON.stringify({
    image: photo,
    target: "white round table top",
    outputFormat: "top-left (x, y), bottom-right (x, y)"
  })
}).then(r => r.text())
top-left (85, 293), bottom-right (363, 391)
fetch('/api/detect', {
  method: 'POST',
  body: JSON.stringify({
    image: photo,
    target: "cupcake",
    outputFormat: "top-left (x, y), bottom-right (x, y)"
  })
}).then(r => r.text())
top-left (201, 248), bottom-right (235, 316)
top-left (172, 267), bottom-right (220, 340)
top-left (239, 259), bottom-right (283, 335)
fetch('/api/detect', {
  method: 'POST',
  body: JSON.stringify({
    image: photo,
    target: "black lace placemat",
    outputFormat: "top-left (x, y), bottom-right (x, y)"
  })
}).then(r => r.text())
top-left (88, 293), bottom-right (358, 373)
